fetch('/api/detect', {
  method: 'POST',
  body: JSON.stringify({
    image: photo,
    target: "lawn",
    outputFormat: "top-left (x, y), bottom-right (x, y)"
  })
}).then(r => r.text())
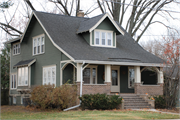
top-left (1, 106), bottom-right (180, 119)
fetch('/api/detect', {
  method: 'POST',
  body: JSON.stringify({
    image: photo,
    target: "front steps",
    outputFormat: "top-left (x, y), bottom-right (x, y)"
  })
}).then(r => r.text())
top-left (120, 94), bottom-right (154, 109)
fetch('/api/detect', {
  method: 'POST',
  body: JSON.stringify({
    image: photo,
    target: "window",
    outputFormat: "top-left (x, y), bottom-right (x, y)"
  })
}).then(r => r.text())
top-left (13, 43), bottom-right (20, 55)
top-left (13, 97), bottom-right (16, 104)
top-left (18, 67), bottom-right (28, 86)
top-left (94, 30), bottom-right (113, 47)
top-left (43, 65), bottom-right (56, 86)
top-left (83, 66), bottom-right (97, 84)
top-left (33, 35), bottom-right (45, 55)
top-left (11, 74), bottom-right (17, 89)
top-left (128, 67), bottom-right (135, 88)
top-left (112, 70), bottom-right (118, 86)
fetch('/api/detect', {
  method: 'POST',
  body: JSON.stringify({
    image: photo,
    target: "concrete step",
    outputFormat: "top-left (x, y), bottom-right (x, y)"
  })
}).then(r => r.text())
top-left (124, 103), bottom-right (150, 106)
top-left (124, 106), bottom-right (154, 109)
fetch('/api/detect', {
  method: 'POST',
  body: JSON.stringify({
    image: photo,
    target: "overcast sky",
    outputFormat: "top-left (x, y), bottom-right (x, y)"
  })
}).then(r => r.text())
top-left (1, 0), bottom-right (180, 48)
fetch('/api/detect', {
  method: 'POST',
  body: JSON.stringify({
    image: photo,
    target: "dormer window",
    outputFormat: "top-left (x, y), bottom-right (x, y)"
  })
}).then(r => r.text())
top-left (94, 30), bottom-right (113, 47)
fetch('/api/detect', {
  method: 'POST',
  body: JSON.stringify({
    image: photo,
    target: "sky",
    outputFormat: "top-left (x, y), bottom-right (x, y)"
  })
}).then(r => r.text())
top-left (0, 0), bottom-right (180, 49)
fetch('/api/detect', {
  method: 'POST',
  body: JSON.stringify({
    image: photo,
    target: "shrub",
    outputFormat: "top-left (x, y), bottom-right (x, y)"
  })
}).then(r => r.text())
top-left (154, 95), bottom-right (166, 109)
top-left (79, 93), bottom-right (122, 110)
top-left (31, 84), bottom-right (77, 110)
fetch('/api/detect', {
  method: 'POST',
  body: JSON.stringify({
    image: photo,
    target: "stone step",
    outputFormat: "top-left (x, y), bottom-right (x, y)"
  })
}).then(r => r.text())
top-left (124, 106), bottom-right (154, 109)
top-left (124, 103), bottom-right (150, 106)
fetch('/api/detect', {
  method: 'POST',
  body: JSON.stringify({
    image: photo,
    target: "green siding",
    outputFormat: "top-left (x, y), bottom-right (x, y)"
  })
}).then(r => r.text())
top-left (10, 17), bottom-right (70, 95)
top-left (82, 32), bottom-right (90, 44)
top-left (120, 66), bottom-right (134, 93)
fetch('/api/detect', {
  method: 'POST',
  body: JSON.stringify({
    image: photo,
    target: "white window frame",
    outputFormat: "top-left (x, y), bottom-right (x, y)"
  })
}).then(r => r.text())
top-left (18, 67), bottom-right (29, 86)
top-left (32, 34), bottom-right (45, 56)
top-left (13, 96), bottom-right (16, 104)
top-left (43, 65), bottom-right (56, 86)
top-left (83, 65), bottom-right (98, 84)
top-left (13, 43), bottom-right (20, 55)
top-left (128, 67), bottom-right (135, 88)
top-left (94, 29), bottom-right (114, 48)
top-left (11, 73), bottom-right (17, 89)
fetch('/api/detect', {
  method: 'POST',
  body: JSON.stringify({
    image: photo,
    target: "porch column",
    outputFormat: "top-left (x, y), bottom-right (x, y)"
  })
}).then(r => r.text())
top-left (105, 65), bottom-right (111, 82)
top-left (134, 66), bottom-right (141, 83)
top-left (76, 63), bottom-right (82, 82)
top-left (158, 67), bottom-right (164, 84)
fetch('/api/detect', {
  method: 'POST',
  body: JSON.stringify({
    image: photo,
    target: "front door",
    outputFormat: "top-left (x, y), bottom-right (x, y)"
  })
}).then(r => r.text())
top-left (111, 66), bottom-right (120, 93)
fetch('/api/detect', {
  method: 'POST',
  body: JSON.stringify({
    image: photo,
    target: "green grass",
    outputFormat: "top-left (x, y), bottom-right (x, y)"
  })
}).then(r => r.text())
top-left (1, 109), bottom-right (180, 119)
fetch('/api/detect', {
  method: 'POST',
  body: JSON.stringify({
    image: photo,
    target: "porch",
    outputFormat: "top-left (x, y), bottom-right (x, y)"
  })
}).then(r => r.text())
top-left (60, 61), bottom-right (164, 96)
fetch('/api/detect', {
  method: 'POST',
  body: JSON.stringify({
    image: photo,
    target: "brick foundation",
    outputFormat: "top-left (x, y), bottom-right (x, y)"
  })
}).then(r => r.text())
top-left (134, 83), bottom-right (163, 95)
top-left (76, 82), bottom-right (111, 95)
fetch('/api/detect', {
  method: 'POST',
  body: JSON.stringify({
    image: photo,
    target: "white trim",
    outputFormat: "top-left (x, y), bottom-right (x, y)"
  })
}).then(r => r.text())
top-left (28, 59), bottom-right (36, 67)
top-left (28, 67), bottom-right (31, 88)
top-left (128, 66), bottom-right (135, 89)
top-left (10, 73), bottom-right (17, 89)
top-left (89, 13), bottom-right (124, 35)
top-left (61, 62), bottom-right (77, 70)
top-left (61, 60), bottom-right (72, 63)
top-left (74, 60), bottom-right (163, 67)
top-left (115, 32), bottom-right (116, 47)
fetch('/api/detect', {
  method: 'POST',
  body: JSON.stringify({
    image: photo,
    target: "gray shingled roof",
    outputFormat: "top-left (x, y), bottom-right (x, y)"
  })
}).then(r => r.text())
top-left (14, 59), bottom-right (35, 68)
top-left (76, 13), bottom-right (105, 34)
top-left (33, 11), bottom-right (163, 64)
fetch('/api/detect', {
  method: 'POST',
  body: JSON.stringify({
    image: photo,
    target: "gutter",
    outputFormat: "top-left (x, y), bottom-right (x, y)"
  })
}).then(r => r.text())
top-left (63, 61), bottom-right (85, 111)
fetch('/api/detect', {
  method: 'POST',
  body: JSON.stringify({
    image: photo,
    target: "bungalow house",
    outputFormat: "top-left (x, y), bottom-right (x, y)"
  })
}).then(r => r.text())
top-left (6, 11), bottom-right (164, 108)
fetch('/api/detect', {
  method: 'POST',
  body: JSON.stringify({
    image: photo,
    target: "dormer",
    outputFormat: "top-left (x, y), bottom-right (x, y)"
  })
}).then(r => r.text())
top-left (77, 13), bottom-right (124, 48)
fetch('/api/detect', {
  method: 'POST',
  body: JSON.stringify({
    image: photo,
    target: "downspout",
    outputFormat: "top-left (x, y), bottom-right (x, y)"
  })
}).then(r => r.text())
top-left (63, 61), bottom-right (85, 111)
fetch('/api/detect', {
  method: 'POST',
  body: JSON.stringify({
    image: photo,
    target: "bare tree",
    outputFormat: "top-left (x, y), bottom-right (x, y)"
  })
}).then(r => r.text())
top-left (97, 0), bottom-right (178, 42)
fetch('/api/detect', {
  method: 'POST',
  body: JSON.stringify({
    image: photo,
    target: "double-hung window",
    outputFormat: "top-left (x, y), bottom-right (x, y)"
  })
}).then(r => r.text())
top-left (13, 43), bottom-right (20, 55)
top-left (33, 34), bottom-right (45, 55)
top-left (128, 67), bottom-right (135, 88)
top-left (11, 74), bottom-right (17, 89)
top-left (94, 30), bottom-right (113, 47)
top-left (18, 67), bottom-right (28, 86)
top-left (43, 65), bottom-right (56, 86)
top-left (83, 66), bottom-right (97, 84)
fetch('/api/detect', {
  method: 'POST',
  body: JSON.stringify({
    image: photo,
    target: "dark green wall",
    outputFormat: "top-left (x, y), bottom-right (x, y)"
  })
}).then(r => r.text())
top-left (141, 70), bottom-right (157, 85)
top-left (120, 66), bottom-right (134, 93)
top-left (82, 32), bottom-right (90, 44)
top-left (97, 65), bottom-right (104, 84)
top-left (10, 16), bottom-right (69, 94)
top-left (63, 64), bottom-right (74, 84)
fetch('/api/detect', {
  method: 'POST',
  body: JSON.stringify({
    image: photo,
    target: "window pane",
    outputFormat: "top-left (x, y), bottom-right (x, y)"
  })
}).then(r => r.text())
top-left (11, 75), bottom-right (14, 88)
top-left (25, 67), bottom-right (28, 85)
top-left (37, 38), bottom-right (40, 54)
top-left (52, 67), bottom-right (56, 85)
top-left (112, 70), bottom-right (118, 86)
top-left (95, 32), bottom-right (100, 45)
top-left (92, 68), bottom-right (96, 84)
top-left (13, 97), bottom-right (16, 104)
top-left (107, 33), bottom-right (112, 46)
top-left (18, 44), bottom-right (20, 54)
top-left (43, 68), bottom-right (47, 85)
top-left (48, 68), bottom-right (51, 84)
top-left (21, 68), bottom-right (24, 85)
top-left (16, 45), bottom-right (18, 54)
top-left (129, 68), bottom-right (135, 88)
top-left (41, 37), bottom-right (44, 53)
top-left (14, 75), bottom-right (16, 88)
top-left (83, 68), bottom-right (90, 84)
top-left (13, 45), bottom-right (16, 54)
top-left (34, 39), bottom-right (36, 54)
top-left (18, 68), bottom-right (21, 86)
top-left (102, 32), bottom-right (106, 45)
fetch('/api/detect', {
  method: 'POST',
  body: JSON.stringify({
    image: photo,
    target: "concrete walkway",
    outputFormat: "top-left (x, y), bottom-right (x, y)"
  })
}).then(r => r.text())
top-left (132, 109), bottom-right (180, 115)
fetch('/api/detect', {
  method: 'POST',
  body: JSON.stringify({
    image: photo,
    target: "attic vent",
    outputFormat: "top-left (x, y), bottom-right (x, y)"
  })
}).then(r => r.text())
top-left (77, 10), bottom-right (84, 17)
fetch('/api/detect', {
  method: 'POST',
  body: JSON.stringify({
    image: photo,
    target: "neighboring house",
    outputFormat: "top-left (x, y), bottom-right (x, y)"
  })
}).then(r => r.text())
top-left (6, 11), bottom-right (164, 106)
